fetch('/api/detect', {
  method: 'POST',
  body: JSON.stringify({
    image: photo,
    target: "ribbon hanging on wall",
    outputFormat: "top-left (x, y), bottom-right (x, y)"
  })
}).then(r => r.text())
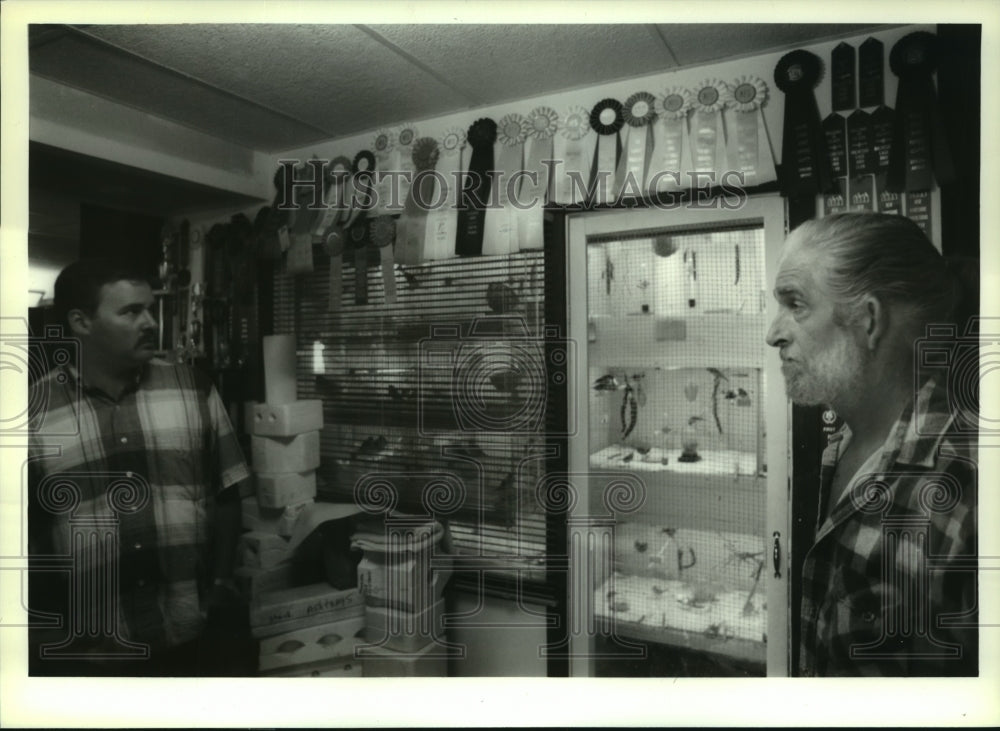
top-left (726, 76), bottom-right (777, 188)
top-left (455, 118), bottom-right (497, 257)
top-left (395, 125), bottom-right (419, 212)
top-left (423, 127), bottom-right (466, 260)
top-left (312, 156), bottom-right (352, 244)
top-left (886, 31), bottom-right (955, 194)
top-left (395, 137), bottom-right (440, 266)
top-left (285, 160), bottom-right (325, 275)
top-left (324, 225), bottom-right (346, 312)
top-left (349, 216), bottom-right (370, 305)
top-left (831, 42), bottom-right (857, 112)
top-left (870, 106), bottom-right (901, 214)
top-left (588, 98), bottom-right (624, 205)
top-left (370, 129), bottom-right (398, 217)
top-left (846, 109), bottom-right (875, 212)
top-left (821, 113), bottom-right (848, 216)
top-left (371, 215), bottom-right (397, 304)
top-left (858, 38), bottom-right (885, 109)
top-left (484, 113), bottom-right (526, 255)
top-left (648, 87), bottom-right (692, 193)
top-left (551, 105), bottom-right (594, 205)
top-left (774, 50), bottom-right (834, 198)
top-left (689, 80), bottom-right (730, 188)
top-left (518, 106), bottom-right (557, 250)
top-left (614, 91), bottom-right (657, 200)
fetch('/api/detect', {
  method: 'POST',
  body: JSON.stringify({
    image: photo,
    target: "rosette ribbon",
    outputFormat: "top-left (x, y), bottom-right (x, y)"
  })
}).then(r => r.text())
top-left (456, 118), bottom-right (497, 257)
top-left (774, 50), bottom-right (834, 198)
top-left (484, 113), bottom-right (527, 255)
top-left (647, 88), bottom-right (693, 193)
top-left (551, 105), bottom-right (594, 205)
top-left (885, 31), bottom-right (954, 193)
top-left (614, 91), bottom-right (657, 200)
top-left (349, 216), bottom-right (370, 305)
top-left (588, 98), bottom-right (624, 204)
top-left (395, 136), bottom-right (440, 266)
top-left (726, 76), bottom-right (777, 187)
top-left (423, 127), bottom-right (466, 260)
top-left (518, 106), bottom-right (558, 250)
top-left (689, 80), bottom-right (730, 187)
top-left (324, 224), bottom-right (347, 312)
top-left (286, 159), bottom-right (324, 275)
top-left (370, 129), bottom-right (398, 216)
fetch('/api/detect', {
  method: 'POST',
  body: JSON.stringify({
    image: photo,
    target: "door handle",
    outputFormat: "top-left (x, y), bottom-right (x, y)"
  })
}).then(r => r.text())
top-left (772, 531), bottom-right (781, 579)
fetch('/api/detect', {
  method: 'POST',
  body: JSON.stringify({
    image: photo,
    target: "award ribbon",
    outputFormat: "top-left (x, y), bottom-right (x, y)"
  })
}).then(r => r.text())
top-left (614, 92), bottom-right (657, 200)
top-left (774, 50), bottom-right (834, 198)
top-left (518, 106), bottom-right (557, 250)
top-left (551, 105), bottom-right (594, 205)
top-left (395, 136), bottom-right (440, 266)
top-left (456, 118), bottom-right (497, 257)
top-left (286, 161), bottom-right (321, 274)
top-left (424, 127), bottom-right (466, 260)
top-left (371, 215), bottom-right (397, 304)
top-left (371, 129), bottom-right (398, 217)
top-left (484, 113), bottom-right (526, 255)
top-left (588, 99), bottom-right (624, 205)
top-left (858, 38), bottom-right (885, 109)
top-left (821, 113), bottom-right (848, 216)
top-left (690, 80), bottom-right (730, 189)
top-left (350, 217), bottom-right (370, 305)
top-left (870, 106), bottom-right (901, 214)
top-left (324, 226), bottom-right (346, 312)
top-left (726, 76), bottom-right (776, 187)
top-left (831, 42), bottom-right (856, 112)
top-left (648, 88), bottom-right (692, 193)
top-left (395, 125), bottom-right (419, 212)
top-left (886, 31), bottom-right (955, 193)
top-left (847, 109), bottom-right (875, 212)
top-left (313, 156), bottom-right (352, 243)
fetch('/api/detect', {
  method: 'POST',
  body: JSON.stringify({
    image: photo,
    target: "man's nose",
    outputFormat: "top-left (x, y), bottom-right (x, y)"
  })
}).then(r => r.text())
top-left (765, 313), bottom-right (787, 348)
top-left (139, 309), bottom-right (158, 330)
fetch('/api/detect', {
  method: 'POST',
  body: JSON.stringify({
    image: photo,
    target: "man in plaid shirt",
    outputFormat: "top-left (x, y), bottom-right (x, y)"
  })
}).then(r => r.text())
top-left (28, 259), bottom-right (252, 676)
top-left (766, 213), bottom-right (977, 676)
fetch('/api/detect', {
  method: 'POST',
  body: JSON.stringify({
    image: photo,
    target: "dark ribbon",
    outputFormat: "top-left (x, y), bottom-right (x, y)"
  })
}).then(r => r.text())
top-left (859, 38), bottom-right (885, 108)
top-left (455, 118), bottom-right (497, 257)
top-left (588, 98), bottom-right (624, 203)
top-left (831, 43), bottom-right (856, 112)
top-left (774, 50), bottom-right (834, 198)
top-left (886, 31), bottom-right (955, 192)
top-left (350, 216), bottom-right (370, 305)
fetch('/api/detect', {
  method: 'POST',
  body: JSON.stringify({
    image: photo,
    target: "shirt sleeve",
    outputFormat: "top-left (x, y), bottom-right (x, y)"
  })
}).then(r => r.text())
top-left (204, 383), bottom-right (251, 496)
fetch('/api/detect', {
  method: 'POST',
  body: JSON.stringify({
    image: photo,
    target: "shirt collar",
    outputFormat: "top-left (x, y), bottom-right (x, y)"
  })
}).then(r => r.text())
top-left (61, 361), bottom-right (149, 399)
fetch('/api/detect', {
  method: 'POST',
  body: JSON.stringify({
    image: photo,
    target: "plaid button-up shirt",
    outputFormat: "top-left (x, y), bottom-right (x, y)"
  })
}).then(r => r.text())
top-left (28, 360), bottom-right (251, 651)
top-left (799, 375), bottom-right (977, 676)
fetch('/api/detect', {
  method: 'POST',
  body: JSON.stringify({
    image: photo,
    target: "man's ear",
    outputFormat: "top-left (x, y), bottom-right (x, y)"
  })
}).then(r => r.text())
top-left (859, 294), bottom-right (887, 350)
top-left (66, 308), bottom-right (91, 337)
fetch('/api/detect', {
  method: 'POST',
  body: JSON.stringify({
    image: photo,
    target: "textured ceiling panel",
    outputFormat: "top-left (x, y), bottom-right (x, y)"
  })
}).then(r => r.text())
top-left (658, 23), bottom-right (884, 67)
top-left (81, 24), bottom-right (475, 141)
top-left (30, 33), bottom-right (327, 151)
top-left (367, 24), bottom-right (676, 105)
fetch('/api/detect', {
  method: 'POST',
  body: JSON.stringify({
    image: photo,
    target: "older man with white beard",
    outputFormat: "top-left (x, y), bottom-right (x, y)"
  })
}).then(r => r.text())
top-left (766, 213), bottom-right (977, 676)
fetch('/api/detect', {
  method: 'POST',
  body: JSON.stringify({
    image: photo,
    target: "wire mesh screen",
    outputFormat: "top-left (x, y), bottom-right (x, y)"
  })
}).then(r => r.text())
top-left (272, 245), bottom-right (554, 579)
top-left (585, 223), bottom-right (769, 669)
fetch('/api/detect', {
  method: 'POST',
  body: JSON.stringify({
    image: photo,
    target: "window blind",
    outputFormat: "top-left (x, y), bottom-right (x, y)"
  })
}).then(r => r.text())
top-left (271, 234), bottom-right (562, 584)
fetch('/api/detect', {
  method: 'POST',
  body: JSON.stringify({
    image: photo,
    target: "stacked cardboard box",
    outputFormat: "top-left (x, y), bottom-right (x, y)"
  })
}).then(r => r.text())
top-left (352, 519), bottom-right (451, 676)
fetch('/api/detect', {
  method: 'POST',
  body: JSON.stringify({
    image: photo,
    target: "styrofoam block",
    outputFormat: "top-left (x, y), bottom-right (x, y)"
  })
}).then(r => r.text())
top-left (241, 496), bottom-right (284, 534)
top-left (361, 640), bottom-right (447, 677)
top-left (239, 530), bottom-right (291, 570)
top-left (256, 470), bottom-right (317, 508)
top-left (251, 583), bottom-right (363, 631)
top-left (365, 598), bottom-right (444, 653)
top-left (234, 563), bottom-right (295, 600)
top-left (262, 658), bottom-right (363, 677)
top-left (258, 614), bottom-right (366, 672)
top-left (252, 430), bottom-right (321, 473)
top-left (252, 400), bottom-right (323, 437)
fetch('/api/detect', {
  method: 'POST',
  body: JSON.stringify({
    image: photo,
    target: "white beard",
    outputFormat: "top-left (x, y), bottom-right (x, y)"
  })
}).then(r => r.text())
top-left (782, 329), bottom-right (869, 407)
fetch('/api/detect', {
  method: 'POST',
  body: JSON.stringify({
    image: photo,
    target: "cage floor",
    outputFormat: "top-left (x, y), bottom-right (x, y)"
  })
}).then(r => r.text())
top-left (590, 446), bottom-right (758, 475)
top-left (593, 572), bottom-right (766, 663)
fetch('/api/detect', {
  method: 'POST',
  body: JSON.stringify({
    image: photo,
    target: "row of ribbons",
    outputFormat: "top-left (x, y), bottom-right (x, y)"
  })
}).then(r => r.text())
top-left (254, 30), bottom-right (951, 308)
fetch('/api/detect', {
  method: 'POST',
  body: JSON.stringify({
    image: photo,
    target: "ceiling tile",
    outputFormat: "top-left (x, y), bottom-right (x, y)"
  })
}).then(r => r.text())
top-left (368, 24), bottom-right (677, 106)
top-left (80, 24), bottom-right (475, 141)
top-left (30, 33), bottom-right (328, 151)
top-left (657, 23), bottom-right (886, 67)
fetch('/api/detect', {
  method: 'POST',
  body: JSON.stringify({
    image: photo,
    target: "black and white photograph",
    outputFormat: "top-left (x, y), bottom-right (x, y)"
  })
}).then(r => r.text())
top-left (0, 0), bottom-right (997, 727)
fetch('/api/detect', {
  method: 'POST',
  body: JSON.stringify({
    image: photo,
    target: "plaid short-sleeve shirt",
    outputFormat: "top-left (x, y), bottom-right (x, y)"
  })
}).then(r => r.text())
top-left (799, 375), bottom-right (977, 676)
top-left (28, 360), bottom-right (251, 650)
